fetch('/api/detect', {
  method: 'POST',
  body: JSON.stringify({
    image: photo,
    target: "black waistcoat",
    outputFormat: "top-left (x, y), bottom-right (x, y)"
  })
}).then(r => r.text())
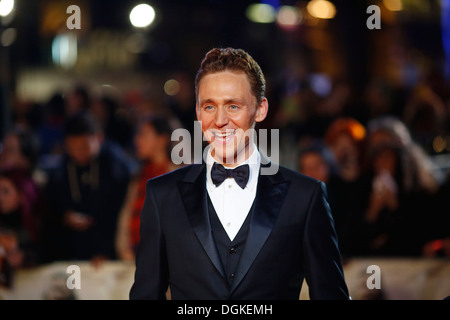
top-left (207, 195), bottom-right (255, 286)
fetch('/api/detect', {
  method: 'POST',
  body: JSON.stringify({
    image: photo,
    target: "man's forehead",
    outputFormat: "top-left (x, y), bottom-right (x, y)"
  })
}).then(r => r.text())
top-left (197, 71), bottom-right (254, 101)
top-left (199, 70), bottom-right (249, 83)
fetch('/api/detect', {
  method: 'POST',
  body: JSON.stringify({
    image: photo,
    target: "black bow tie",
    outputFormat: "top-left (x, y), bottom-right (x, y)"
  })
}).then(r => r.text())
top-left (211, 162), bottom-right (250, 189)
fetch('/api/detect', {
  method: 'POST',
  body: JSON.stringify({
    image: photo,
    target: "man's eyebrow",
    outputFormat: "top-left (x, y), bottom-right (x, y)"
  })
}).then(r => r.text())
top-left (199, 98), bottom-right (244, 105)
top-left (199, 98), bottom-right (215, 105)
top-left (224, 99), bottom-right (244, 105)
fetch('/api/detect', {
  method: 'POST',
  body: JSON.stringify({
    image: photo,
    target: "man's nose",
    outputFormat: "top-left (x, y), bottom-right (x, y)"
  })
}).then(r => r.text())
top-left (214, 107), bottom-right (229, 127)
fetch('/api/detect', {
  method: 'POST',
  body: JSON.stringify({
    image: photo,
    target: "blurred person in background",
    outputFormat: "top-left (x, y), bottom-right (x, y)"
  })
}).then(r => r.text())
top-left (37, 84), bottom-right (91, 158)
top-left (36, 92), bottom-right (66, 156)
top-left (355, 116), bottom-right (440, 256)
top-left (0, 169), bottom-right (44, 287)
top-left (0, 126), bottom-right (40, 175)
top-left (116, 115), bottom-right (176, 261)
top-left (90, 95), bottom-right (134, 151)
top-left (297, 143), bottom-right (337, 185)
top-left (64, 84), bottom-right (91, 118)
top-left (324, 117), bottom-right (366, 184)
top-left (43, 113), bottom-right (132, 264)
top-left (297, 143), bottom-right (355, 255)
top-left (323, 117), bottom-right (369, 257)
top-left (0, 126), bottom-right (43, 270)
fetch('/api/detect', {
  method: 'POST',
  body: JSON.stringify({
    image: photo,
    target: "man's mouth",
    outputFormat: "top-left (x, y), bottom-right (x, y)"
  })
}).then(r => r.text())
top-left (211, 130), bottom-right (236, 144)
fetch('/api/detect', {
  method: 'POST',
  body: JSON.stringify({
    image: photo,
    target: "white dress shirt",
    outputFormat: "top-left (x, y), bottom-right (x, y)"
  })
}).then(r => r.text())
top-left (206, 145), bottom-right (260, 241)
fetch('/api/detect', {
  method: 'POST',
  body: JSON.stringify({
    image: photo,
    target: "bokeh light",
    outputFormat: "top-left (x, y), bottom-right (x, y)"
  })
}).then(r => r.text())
top-left (383, 0), bottom-right (403, 12)
top-left (306, 0), bottom-right (337, 20)
top-left (0, 0), bottom-right (14, 17)
top-left (129, 3), bottom-right (155, 28)
top-left (246, 3), bottom-right (276, 24)
top-left (164, 79), bottom-right (180, 96)
top-left (276, 5), bottom-right (302, 28)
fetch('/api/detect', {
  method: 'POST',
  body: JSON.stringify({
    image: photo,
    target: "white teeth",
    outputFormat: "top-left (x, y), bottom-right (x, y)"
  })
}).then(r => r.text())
top-left (211, 131), bottom-right (235, 143)
top-left (214, 131), bottom-right (234, 138)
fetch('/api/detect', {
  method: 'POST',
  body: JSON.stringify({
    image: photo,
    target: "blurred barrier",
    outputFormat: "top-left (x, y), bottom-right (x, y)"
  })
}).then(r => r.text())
top-left (0, 261), bottom-right (136, 300)
top-left (341, 258), bottom-right (450, 300)
top-left (1, 258), bottom-right (449, 300)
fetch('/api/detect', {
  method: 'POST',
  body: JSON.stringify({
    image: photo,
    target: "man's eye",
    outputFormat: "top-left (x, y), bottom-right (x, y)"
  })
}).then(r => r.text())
top-left (229, 105), bottom-right (239, 110)
top-left (204, 105), bottom-right (214, 110)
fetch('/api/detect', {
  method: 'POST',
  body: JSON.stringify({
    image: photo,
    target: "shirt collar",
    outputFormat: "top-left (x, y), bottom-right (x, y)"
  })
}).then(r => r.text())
top-left (206, 144), bottom-right (260, 192)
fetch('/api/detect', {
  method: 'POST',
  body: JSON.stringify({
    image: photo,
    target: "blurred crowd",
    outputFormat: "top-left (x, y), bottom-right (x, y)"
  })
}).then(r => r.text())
top-left (0, 82), bottom-right (183, 286)
top-left (1, 67), bottom-right (450, 288)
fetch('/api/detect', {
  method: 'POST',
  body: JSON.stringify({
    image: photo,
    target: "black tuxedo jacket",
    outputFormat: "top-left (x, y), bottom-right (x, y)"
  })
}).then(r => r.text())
top-left (130, 162), bottom-right (349, 300)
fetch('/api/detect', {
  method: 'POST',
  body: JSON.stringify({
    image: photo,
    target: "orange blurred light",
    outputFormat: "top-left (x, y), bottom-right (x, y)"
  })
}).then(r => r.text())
top-left (306, 0), bottom-right (336, 20)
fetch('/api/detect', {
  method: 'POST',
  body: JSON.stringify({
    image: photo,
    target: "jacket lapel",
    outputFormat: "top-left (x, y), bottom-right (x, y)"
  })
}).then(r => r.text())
top-left (177, 162), bottom-right (290, 293)
top-left (177, 164), bottom-right (226, 278)
top-left (230, 165), bottom-right (290, 294)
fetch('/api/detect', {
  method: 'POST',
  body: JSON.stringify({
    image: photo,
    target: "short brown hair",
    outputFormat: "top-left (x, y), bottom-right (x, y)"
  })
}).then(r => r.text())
top-left (195, 47), bottom-right (266, 104)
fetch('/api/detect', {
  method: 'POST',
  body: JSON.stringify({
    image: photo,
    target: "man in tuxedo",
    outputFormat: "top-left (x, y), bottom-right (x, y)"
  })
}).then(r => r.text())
top-left (130, 48), bottom-right (349, 300)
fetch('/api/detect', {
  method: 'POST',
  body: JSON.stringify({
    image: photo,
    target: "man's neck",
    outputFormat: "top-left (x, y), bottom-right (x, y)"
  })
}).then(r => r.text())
top-left (211, 142), bottom-right (256, 168)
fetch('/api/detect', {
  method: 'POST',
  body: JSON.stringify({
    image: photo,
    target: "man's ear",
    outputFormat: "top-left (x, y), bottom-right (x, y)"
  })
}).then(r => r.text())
top-left (255, 97), bottom-right (269, 123)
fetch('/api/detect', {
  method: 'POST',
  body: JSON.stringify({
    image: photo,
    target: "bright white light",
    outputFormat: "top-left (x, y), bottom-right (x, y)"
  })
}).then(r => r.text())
top-left (130, 4), bottom-right (155, 28)
top-left (0, 0), bottom-right (14, 17)
top-left (52, 33), bottom-right (78, 69)
top-left (246, 3), bottom-right (276, 24)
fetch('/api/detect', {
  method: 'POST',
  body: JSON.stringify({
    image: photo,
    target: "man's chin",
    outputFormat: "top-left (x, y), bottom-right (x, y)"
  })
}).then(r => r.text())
top-left (210, 145), bottom-right (253, 167)
top-left (209, 145), bottom-right (236, 165)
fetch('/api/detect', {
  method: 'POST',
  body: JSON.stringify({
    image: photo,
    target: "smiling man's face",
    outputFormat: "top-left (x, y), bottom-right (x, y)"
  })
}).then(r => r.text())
top-left (196, 70), bottom-right (268, 167)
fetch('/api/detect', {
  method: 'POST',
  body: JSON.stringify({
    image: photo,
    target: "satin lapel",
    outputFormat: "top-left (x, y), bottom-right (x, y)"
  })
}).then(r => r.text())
top-left (230, 169), bottom-right (290, 294)
top-left (177, 164), bottom-right (226, 278)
